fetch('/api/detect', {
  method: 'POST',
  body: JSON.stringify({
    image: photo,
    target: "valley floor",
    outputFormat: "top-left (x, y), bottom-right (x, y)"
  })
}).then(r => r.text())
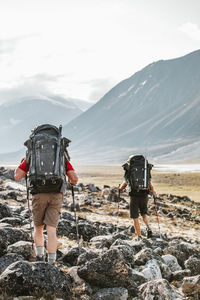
top-left (76, 165), bottom-right (200, 202)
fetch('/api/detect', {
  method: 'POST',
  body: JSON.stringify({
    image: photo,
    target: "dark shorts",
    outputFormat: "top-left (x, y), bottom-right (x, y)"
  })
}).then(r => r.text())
top-left (32, 193), bottom-right (63, 227)
top-left (130, 193), bottom-right (148, 219)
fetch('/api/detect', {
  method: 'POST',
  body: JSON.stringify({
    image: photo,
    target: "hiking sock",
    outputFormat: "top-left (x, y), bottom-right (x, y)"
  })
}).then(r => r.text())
top-left (36, 246), bottom-right (44, 258)
top-left (48, 253), bottom-right (56, 264)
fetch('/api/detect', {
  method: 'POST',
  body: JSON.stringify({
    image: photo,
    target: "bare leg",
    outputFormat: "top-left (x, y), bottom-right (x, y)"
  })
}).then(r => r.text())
top-left (46, 225), bottom-right (57, 253)
top-left (142, 214), bottom-right (149, 226)
top-left (46, 225), bottom-right (57, 264)
top-left (34, 225), bottom-right (45, 260)
top-left (133, 218), bottom-right (141, 237)
top-left (34, 225), bottom-right (44, 246)
top-left (142, 214), bottom-right (152, 238)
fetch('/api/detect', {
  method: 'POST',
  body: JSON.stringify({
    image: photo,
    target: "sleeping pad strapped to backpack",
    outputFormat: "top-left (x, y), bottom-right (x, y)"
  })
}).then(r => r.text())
top-left (122, 155), bottom-right (153, 193)
top-left (24, 124), bottom-right (71, 194)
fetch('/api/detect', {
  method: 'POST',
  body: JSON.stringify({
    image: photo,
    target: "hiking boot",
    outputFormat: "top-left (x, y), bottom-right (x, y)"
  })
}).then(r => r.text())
top-left (146, 227), bottom-right (152, 238)
top-left (135, 236), bottom-right (142, 241)
top-left (36, 255), bottom-right (45, 262)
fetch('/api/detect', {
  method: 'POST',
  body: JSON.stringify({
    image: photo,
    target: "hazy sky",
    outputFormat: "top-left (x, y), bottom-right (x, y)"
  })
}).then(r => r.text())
top-left (0, 0), bottom-right (200, 103)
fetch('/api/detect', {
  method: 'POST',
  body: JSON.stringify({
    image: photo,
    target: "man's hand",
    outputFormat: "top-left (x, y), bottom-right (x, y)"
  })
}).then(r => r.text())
top-left (153, 194), bottom-right (160, 202)
top-left (67, 170), bottom-right (78, 185)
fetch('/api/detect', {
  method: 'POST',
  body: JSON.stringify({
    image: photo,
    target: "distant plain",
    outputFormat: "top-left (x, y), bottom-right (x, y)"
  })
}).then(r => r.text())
top-left (76, 164), bottom-right (200, 202)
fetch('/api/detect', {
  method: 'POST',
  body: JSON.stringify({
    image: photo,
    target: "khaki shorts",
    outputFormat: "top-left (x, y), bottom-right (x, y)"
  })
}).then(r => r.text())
top-left (32, 193), bottom-right (63, 227)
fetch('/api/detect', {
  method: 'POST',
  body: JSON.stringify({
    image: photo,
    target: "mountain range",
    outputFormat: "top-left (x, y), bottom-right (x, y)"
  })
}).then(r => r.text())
top-left (0, 95), bottom-right (84, 155)
top-left (63, 50), bottom-right (200, 164)
top-left (0, 50), bottom-right (200, 164)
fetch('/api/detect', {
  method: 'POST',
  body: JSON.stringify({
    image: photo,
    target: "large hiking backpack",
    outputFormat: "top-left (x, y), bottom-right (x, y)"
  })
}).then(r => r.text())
top-left (24, 124), bottom-right (71, 194)
top-left (123, 155), bottom-right (153, 192)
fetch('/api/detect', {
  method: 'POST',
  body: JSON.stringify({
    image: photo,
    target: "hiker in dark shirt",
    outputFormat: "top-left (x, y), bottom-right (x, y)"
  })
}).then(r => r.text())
top-left (118, 155), bottom-right (157, 239)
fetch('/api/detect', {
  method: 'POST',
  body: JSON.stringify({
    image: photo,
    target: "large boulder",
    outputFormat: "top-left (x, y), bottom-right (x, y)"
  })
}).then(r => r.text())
top-left (0, 261), bottom-right (72, 299)
top-left (61, 246), bottom-right (86, 266)
top-left (77, 250), bottom-right (99, 266)
top-left (57, 219), bottom-right (74, 237)
top-left (172, 269), bottom-right (191, 281)
top-left (1, 169), bottom-right (14, 180)
top-left (0, 227), bottom-right (30, 255)
top-left (78, 221), bottom-right (99, 241)
top-left (182, 275), bottom-right (200, 298)
top-left (9, 205), bottom-right (25, 215)
top-left (140, 278), bottom-right (185, 300)
top-left (58, 218), bottom-right (99, 241)
top-left (0, 253), bottom-right (24, 275)
top-left (134, 248), bottom-right (162, 266)
top-left (163, 240), bottom-right (197, 268)
top-left (77, 248), bottom-right (146, 290)
top-left (159, 262), bottom-right (173, 282)
top-left (0, 217), bottom-right (22, 227)
top-left (7, 241), bottom-right (35, 261)
top-left (4, 181), bottom-right (26, 192)
top-left (110, 244), bottom-right (135, 268)
top-left (184, 256), bottom-right (200, 276)
top-left (91, 287), bottom-right (128, 300)
top-left (0, 203), bottom-right (12, 219)
top-left (141, 259), bottom-right (162, 281)
top-left (162, 254), bottom-right (182, 272)
top-left (89, 235), bottom-right (114, 249)
top-left (90, 232), bottom-right (131, 250)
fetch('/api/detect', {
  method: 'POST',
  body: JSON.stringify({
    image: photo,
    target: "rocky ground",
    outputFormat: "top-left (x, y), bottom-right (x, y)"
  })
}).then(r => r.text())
top-left (0, 166), bottom-right (200, 300)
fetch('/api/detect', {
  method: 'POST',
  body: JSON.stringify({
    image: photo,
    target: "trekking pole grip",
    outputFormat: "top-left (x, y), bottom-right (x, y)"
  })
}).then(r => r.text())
top-left (118, 184), bottom-right (121, 197)
top-left (71, 184), bottom-right (74, 197)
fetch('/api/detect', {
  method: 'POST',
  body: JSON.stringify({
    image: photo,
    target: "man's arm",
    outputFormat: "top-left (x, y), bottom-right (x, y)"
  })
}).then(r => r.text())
top-left (67, 170), bottom-right (78, 185)
top-left (149, 182), bottom-right (156, 196)
top-left (119, 181), bottom-right (127, 190)
top-left (14, 168), bottom-right (26, 181)
top-left (14, 158), bottom-right (27, 181)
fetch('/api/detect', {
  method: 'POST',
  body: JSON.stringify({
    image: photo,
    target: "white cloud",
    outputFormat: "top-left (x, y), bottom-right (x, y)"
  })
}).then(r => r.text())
top-left (0, 1), bottom-right (199, 104)
top-left (179, 22), bottom-right (200, 41)
top-left (9, 118), bottom-right (22, 126)
top-left (85, 78), bottom-right (117, 102)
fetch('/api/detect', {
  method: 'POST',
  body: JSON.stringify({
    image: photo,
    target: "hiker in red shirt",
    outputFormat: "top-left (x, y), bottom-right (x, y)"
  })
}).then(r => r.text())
top-left (15, 158), bottom-right (78, 263)
top-left (14, 124), bottom-right (78, 264)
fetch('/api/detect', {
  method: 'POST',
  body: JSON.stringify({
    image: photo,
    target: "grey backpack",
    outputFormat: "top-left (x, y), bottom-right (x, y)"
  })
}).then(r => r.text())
top-left (24, 124), bottom-right (70, 194)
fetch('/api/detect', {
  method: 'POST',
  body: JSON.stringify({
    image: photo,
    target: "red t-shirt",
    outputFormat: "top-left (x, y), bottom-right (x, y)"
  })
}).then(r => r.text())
top-left (18, 159), bottom-right (74, 173)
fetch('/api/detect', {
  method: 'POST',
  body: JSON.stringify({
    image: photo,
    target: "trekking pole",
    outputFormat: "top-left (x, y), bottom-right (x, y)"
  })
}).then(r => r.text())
top-left (116, 185), bottom-right (120, 230)
top-left (71, 184), bottom-right (80, 252)
top-left (25, 175), bottom-right (34, 248)
top-left (153, 195), bottom-right (161, 238)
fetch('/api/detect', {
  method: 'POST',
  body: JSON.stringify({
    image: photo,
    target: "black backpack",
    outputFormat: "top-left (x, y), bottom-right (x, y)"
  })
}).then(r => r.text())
top-left (123, 155), bottom-right (153, 192)
top-left (24, 124), bottom-right (71, 194)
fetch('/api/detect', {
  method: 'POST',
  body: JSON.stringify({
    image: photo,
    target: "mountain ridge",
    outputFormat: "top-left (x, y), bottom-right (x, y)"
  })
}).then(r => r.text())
top-left (63, 49), bottom-right (200, 163)
top-left (0, 95), bottom-right (83, 154)
top-left (0, 50), bottom-right (200, 164)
